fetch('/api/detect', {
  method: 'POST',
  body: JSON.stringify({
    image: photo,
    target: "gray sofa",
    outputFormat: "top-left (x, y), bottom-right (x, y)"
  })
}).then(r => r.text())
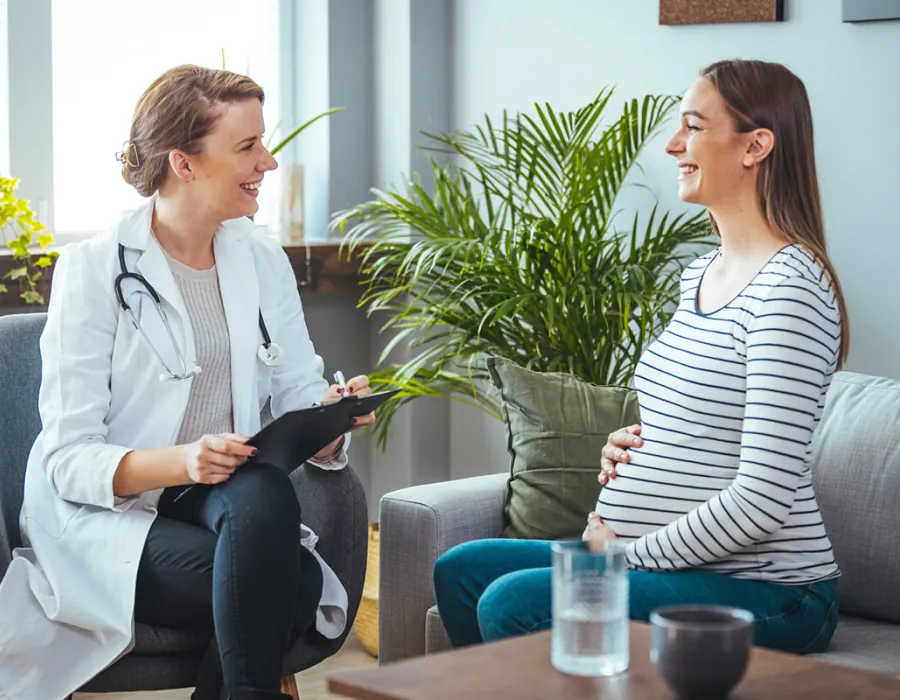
top-left (379, 371), bottom-right (900, 674)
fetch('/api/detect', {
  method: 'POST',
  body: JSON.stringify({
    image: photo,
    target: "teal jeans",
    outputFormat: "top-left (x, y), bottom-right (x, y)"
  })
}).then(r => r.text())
top-left (433, 539), bottom-right (839, 655)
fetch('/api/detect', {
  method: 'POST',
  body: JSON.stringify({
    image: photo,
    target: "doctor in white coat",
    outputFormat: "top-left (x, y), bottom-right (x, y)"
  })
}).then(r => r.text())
top-left (0, 65), bottom-right (374, 700)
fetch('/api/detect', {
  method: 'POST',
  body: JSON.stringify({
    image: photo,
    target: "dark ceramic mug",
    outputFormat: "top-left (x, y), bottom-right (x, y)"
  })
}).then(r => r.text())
top-left (650, 605), bottom-right (754, 699)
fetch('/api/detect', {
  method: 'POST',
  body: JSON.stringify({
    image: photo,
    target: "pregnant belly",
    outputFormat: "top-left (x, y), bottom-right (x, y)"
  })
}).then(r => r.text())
top-left (594, 443), bottom-right (723, 539)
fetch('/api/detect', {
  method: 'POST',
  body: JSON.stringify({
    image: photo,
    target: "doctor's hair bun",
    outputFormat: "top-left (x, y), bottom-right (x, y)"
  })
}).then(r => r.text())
top-left (120, 64), bottom-right (265, 198)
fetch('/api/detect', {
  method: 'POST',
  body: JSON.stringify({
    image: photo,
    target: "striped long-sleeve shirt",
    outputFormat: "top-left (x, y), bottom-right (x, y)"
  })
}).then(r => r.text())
top-left (596, 244), bottom-right (841, 584)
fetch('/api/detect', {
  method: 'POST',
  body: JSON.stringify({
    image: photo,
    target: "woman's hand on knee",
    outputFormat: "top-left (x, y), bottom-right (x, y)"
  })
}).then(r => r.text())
top-left (183, 433), bottom-right (257, 485)
top-left (599, 424), bottom-right (643, 485)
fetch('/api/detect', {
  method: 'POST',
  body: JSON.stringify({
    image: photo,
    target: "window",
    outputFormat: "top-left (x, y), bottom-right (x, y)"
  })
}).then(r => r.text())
top-left (50, 0), bottom-right (283, 235)
top-left (0, 0), bottom-right (8, 175)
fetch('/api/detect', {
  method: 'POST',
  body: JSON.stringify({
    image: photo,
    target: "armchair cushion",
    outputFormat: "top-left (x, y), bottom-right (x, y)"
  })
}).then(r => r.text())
top-left (487, 356), bottom-right (640, 540)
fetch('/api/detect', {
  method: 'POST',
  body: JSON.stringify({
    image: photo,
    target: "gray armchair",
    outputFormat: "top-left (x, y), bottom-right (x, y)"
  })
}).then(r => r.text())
top-left (0, 312), bottom-right (368, 695)
top-left (378, 473), bottom-right (507, 663)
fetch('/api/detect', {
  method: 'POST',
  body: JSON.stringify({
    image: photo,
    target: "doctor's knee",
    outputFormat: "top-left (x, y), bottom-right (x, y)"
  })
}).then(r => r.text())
top-left (217, 463), bottom-right (301, 529)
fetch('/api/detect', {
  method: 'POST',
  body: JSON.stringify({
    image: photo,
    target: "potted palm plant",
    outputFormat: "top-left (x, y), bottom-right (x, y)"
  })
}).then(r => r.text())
top-left (332, 88), bottom-right (714, 448)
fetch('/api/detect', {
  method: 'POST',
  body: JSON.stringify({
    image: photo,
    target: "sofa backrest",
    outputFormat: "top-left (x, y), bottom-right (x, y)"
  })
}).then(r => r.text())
top-left (811, 371), bottom-right (900, 623)
top-left (0, 313), bottom-right (46, 578)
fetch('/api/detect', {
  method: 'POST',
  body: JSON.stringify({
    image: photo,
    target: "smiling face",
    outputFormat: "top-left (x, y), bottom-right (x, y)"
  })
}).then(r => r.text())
top-left (664, 78), bottom-right (766, 211)
top-left (168, 97), bottom-right (278, 221)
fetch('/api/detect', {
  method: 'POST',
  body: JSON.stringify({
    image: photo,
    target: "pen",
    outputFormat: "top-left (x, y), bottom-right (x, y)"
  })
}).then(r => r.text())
top-left (334, 370), bottom-right (348, 395)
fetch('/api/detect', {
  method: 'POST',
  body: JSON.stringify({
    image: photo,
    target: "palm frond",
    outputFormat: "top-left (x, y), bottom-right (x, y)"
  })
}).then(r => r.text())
top-left (331, 88), bottom-right (716, 445)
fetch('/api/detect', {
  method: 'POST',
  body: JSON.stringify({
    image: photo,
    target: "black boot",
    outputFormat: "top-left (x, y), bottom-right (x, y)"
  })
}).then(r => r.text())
top-left (191, 638), bottom-right (225, 700)
top-left (219, 690), bottom-right (292, 700)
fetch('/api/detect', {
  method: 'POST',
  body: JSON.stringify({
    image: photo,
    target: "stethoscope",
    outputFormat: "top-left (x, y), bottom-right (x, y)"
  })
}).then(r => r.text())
top-left (113, 243), bottom-right (285, 382)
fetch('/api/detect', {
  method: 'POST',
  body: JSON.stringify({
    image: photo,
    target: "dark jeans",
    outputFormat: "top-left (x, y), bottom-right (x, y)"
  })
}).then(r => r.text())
top-left (134, 463), bottom-right (323, 697)
top-left (434, 539), bottom-right (840, 655)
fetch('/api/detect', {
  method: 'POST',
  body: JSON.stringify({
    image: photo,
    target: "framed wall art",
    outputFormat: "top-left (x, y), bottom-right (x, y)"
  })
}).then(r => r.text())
top-left (660, 0), bottom-right (785, 25)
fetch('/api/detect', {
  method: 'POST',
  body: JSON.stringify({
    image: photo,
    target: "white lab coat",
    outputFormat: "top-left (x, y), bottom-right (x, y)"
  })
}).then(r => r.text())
top-left (0, 200), bottom-right (349, 700)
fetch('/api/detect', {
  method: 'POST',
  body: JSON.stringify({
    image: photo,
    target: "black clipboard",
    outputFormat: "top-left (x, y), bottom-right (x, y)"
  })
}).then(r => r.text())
top-left (246, 389), bottom-right (401, 473)
top-left (168, 390), bottom-right (400, 504)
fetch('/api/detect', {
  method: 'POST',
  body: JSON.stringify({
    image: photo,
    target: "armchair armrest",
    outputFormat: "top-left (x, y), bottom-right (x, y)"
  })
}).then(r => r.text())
top-left (378, 472), bottom-right (508, 663)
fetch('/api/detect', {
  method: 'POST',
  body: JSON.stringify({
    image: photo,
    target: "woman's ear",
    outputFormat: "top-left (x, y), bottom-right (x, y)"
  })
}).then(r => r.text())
top-left (743, 128), bottom-right (775, 168)
top-left (168, 150), bottom-right (196, 183)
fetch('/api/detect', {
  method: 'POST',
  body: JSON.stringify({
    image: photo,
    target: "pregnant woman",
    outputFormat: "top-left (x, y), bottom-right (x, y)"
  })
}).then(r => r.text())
top-left (432, 58), bottom-right (848, 655)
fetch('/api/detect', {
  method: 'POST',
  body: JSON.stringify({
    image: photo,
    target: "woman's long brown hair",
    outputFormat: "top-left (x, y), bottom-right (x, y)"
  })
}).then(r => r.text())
top-left (701, 59), bottom-right (850, 368)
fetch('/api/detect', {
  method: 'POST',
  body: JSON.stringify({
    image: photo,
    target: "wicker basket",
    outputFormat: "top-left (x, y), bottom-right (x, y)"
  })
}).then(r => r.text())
top-left (354, 520), bottom-right (380, 657)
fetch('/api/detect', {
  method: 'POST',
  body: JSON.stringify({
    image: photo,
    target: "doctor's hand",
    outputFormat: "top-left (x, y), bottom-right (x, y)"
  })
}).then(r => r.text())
top-left (182, 433), bottom-right (257, 485)
top-left (322, 374), bottom-right (376, 430)
top-left (313, 375), bottom-right (376, 462)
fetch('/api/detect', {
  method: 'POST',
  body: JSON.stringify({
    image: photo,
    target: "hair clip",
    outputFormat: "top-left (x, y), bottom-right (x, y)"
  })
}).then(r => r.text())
top-left (116, 140), bottom-right (141, 168)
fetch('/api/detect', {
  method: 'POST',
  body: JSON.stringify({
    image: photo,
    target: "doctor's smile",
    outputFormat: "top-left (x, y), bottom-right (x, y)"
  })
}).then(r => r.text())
top-left (240, 178), bottom-right (263, 197)
top-left (0, 65), bottom-right (378, 700)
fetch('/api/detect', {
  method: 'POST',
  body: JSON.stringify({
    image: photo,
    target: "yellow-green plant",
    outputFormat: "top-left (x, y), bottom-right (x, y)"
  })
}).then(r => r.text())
top-left (0, 176), bottom-right (57, 304)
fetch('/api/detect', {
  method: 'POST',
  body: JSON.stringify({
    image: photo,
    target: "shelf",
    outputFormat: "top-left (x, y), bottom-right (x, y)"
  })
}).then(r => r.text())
top-left (0, 241), bottom-right (370, 314)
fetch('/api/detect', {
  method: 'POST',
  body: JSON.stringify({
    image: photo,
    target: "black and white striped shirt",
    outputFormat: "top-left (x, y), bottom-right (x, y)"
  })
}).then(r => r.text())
top-left (596, 244), bottom-right (841, 584)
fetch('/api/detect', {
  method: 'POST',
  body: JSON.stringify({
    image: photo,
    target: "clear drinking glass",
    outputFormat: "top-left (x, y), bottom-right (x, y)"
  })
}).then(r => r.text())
top-left (551, 539), bottom-right (629, 676)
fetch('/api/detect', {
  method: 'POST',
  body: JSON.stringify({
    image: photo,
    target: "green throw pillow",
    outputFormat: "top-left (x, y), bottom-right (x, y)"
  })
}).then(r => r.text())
top-left (486, 356), bottom-right (641, 541)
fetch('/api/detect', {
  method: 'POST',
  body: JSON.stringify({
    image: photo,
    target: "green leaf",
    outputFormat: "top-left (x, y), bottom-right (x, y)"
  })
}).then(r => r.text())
top-left (7, 238), bottom-right (27, 256)
top-left (269, 107), bottom-right (345, 156)
top-left (35, 256), bottom-right (54, 268)
top-left (20, 290), bottom-right (45, 305)
top-left (0, 283), bottom-right (7, 294)
top-left (6, 266), bottom-right (28, 280)
top-left (37, 233), bottom-right (55, 248)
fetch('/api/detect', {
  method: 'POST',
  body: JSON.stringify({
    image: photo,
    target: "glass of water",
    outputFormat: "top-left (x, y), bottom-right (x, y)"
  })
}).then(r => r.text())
top-left (551, 539), bottom-right (629, 676)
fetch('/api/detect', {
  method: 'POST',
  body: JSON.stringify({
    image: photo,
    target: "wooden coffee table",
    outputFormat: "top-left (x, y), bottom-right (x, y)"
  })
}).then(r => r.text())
top-left (328, 623), bottom-right (900, 699)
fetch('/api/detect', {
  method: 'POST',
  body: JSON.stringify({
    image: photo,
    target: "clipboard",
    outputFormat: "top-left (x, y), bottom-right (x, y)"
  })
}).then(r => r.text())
top-left (247, 389), bottom-right (401, 472)
top-left (168, 389), bottom-right (400, 503)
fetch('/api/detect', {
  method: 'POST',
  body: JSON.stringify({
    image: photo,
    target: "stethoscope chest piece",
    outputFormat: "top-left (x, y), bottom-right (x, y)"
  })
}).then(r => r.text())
top-left (258, 342), bottom-right (285, 367)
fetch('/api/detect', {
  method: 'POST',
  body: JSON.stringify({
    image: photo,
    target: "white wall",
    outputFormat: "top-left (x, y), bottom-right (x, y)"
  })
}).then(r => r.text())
top-left (447, 0), bottom-right (900, 478)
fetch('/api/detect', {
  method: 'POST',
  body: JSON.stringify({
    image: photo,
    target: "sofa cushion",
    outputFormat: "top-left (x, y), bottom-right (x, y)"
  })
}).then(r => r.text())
top-left (425, 605), bottom-right (451, 655)
top-left (810, 372), bottom-right (900, 624)
top-left (487, 356), bottom-right (640, 540)
top-left (817, 615), bottom-right (900, 675)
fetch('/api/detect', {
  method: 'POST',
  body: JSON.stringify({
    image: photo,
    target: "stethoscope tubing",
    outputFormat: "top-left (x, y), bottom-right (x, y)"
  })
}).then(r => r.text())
top-left (114, 244), bottom-right (284, 380)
